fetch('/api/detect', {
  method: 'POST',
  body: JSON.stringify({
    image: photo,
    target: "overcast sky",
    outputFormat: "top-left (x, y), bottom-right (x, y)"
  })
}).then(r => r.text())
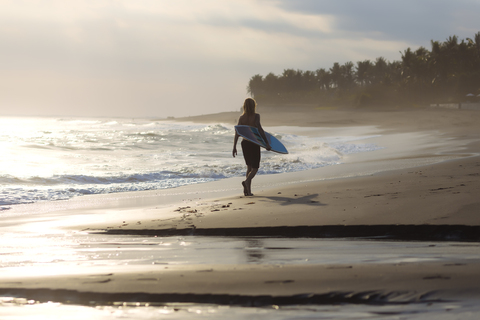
top-left (1, 0), bottom-right (479, 118)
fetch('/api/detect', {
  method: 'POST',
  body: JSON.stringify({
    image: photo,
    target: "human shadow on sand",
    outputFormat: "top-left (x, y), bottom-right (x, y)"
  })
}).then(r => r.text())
top-left (255, 193), bottom-right (326, 207)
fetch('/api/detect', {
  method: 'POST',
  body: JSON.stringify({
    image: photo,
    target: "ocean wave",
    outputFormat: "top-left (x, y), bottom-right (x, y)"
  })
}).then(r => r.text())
top-left (0, 176), bottom-right (218, 206)
top-left (0, 171), bottom-right (225, 187)
top-left (56, 118), bottom-right (102, 124)
top-left (0, 117), bottom-right (385, 207)
top-left (195, 124), bottom-right (231, 133)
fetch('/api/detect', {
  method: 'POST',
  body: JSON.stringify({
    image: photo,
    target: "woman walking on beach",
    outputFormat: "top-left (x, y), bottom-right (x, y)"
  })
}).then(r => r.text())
top-left (233, 98), bottom-right (271, 196)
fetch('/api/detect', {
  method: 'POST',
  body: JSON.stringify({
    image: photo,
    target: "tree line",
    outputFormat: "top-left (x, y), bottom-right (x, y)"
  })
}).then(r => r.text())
top-left (247, 32), bottom-right (480, 107)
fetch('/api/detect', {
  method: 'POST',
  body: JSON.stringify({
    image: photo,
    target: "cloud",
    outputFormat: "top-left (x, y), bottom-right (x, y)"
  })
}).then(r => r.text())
top-left (275, 0), bottom-right (480, 44)
top-left (0, 0), bottom-right (478, 117)
top-left (0, 0), bottom-right (338, 69)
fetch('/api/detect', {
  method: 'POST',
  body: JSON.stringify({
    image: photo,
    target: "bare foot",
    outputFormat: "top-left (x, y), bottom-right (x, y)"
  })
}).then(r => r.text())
top-left (246, 180), bottom-right (253, 196)
top-left (242, 181), bottom-right (254, 196)
top-left (242, 181), bottom-right (248, 196)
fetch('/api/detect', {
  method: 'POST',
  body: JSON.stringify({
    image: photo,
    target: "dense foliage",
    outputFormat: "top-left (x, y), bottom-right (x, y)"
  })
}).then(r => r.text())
top-left (247, 33), bottom-right (480, 107)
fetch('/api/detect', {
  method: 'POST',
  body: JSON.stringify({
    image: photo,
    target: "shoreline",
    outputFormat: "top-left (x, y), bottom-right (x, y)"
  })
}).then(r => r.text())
top-left (1, 107), bottom-right (480, 308)
top-left (76, 107), bottom-right (480, 236)
top-left (3, 107), bottom-right (480, 236)
top-left (89, 154), bottom-right (480, 239)
top-left (6, 130), bottom-right (478, 236)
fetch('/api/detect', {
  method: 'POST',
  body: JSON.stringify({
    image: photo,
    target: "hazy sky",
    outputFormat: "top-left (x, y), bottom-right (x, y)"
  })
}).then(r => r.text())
top-left (1, 0), bottom-right (479, 118)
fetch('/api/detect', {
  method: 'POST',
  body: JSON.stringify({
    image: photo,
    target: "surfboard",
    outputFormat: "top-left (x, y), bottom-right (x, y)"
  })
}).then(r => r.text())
top-left (235, 125), bottom-right (288, 154)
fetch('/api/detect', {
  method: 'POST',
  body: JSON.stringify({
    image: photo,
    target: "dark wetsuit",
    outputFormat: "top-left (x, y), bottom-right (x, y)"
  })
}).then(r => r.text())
top-left (241, 139), bottom-right (261, 169)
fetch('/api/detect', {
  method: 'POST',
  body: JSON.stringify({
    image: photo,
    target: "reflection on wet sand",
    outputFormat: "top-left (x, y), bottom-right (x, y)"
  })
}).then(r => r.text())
top-left (243, 239), bottom-right (265, 263)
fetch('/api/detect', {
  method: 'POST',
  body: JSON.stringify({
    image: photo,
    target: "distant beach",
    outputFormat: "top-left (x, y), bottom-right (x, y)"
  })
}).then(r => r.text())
top-left (1, 106), bottom-right (480, 318)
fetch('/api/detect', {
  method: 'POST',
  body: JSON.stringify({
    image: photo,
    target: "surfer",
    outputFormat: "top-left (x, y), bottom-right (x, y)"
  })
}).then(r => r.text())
top-left (232, 98), bottom-right (271, 196)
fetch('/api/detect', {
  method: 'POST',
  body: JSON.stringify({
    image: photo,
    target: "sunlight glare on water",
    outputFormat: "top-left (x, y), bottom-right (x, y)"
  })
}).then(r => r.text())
top-left (2, 297), bottom-right (480, 320)
top-left (2, 233), bottom-right (480, 269)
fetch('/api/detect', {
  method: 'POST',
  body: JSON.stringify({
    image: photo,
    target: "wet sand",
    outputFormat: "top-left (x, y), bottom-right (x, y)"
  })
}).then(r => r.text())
top-left (2, 260), bottom-right (480, 305)
top-left (1, 106), bottom-right (480, 306)
top-left (95, 155), bottom-right (480, 234)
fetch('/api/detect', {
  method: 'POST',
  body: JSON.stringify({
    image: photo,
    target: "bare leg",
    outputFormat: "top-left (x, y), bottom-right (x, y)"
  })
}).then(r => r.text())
top-left (242, 166), bottom-right (251, 196)
top-left (245, 166), bottom-right (252, 179)
top-left (245, 167), bottom-right (258, 196)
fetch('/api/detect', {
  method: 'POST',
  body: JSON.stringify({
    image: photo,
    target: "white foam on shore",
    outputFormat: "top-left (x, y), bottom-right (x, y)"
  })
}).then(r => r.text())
top-left (0, 118), bottom-right (385, 207)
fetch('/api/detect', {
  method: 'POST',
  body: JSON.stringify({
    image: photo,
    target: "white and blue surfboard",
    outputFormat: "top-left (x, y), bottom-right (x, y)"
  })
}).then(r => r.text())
top-left (235, 125), bottom-right (288, 154)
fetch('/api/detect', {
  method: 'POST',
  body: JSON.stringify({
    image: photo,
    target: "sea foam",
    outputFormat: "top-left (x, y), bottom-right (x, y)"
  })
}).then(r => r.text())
top-left (0, 117), bottom-right (382, 207)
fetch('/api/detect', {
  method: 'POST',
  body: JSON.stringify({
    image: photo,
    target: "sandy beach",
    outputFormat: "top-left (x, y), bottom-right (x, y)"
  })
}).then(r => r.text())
top-left (1, 106), bottom-right (480, 311)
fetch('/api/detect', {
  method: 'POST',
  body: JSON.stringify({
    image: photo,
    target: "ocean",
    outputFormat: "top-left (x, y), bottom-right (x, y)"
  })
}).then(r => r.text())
top-left (0, 116), bottom-right (381, 209)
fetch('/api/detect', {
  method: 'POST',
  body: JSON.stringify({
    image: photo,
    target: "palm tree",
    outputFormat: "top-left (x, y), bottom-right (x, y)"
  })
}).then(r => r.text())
top-left (329, 63), bottom-right (342, 89)
top-left (263, 73), bottom-right (279, 96)
top-left (315, 68), bottom-right (331, 91)
top-left (247, 74), bottom-right (264, 98)
top-left (246, 32), bottom-right (480, 107)
top-left (474, 32), bottom-right (480, 57)
top-left (373, 57), bottom-right (388, 84)
top-left (281, 69), bottom-right (300, 93)
top-left (356, 60), bottom-right (373, 86)
top-left (302, 70), bottom-right (317, 92)
top-left (400, 48), bottom-right (414, 80)
top-left (340, 62), bottom-right (355, 91)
